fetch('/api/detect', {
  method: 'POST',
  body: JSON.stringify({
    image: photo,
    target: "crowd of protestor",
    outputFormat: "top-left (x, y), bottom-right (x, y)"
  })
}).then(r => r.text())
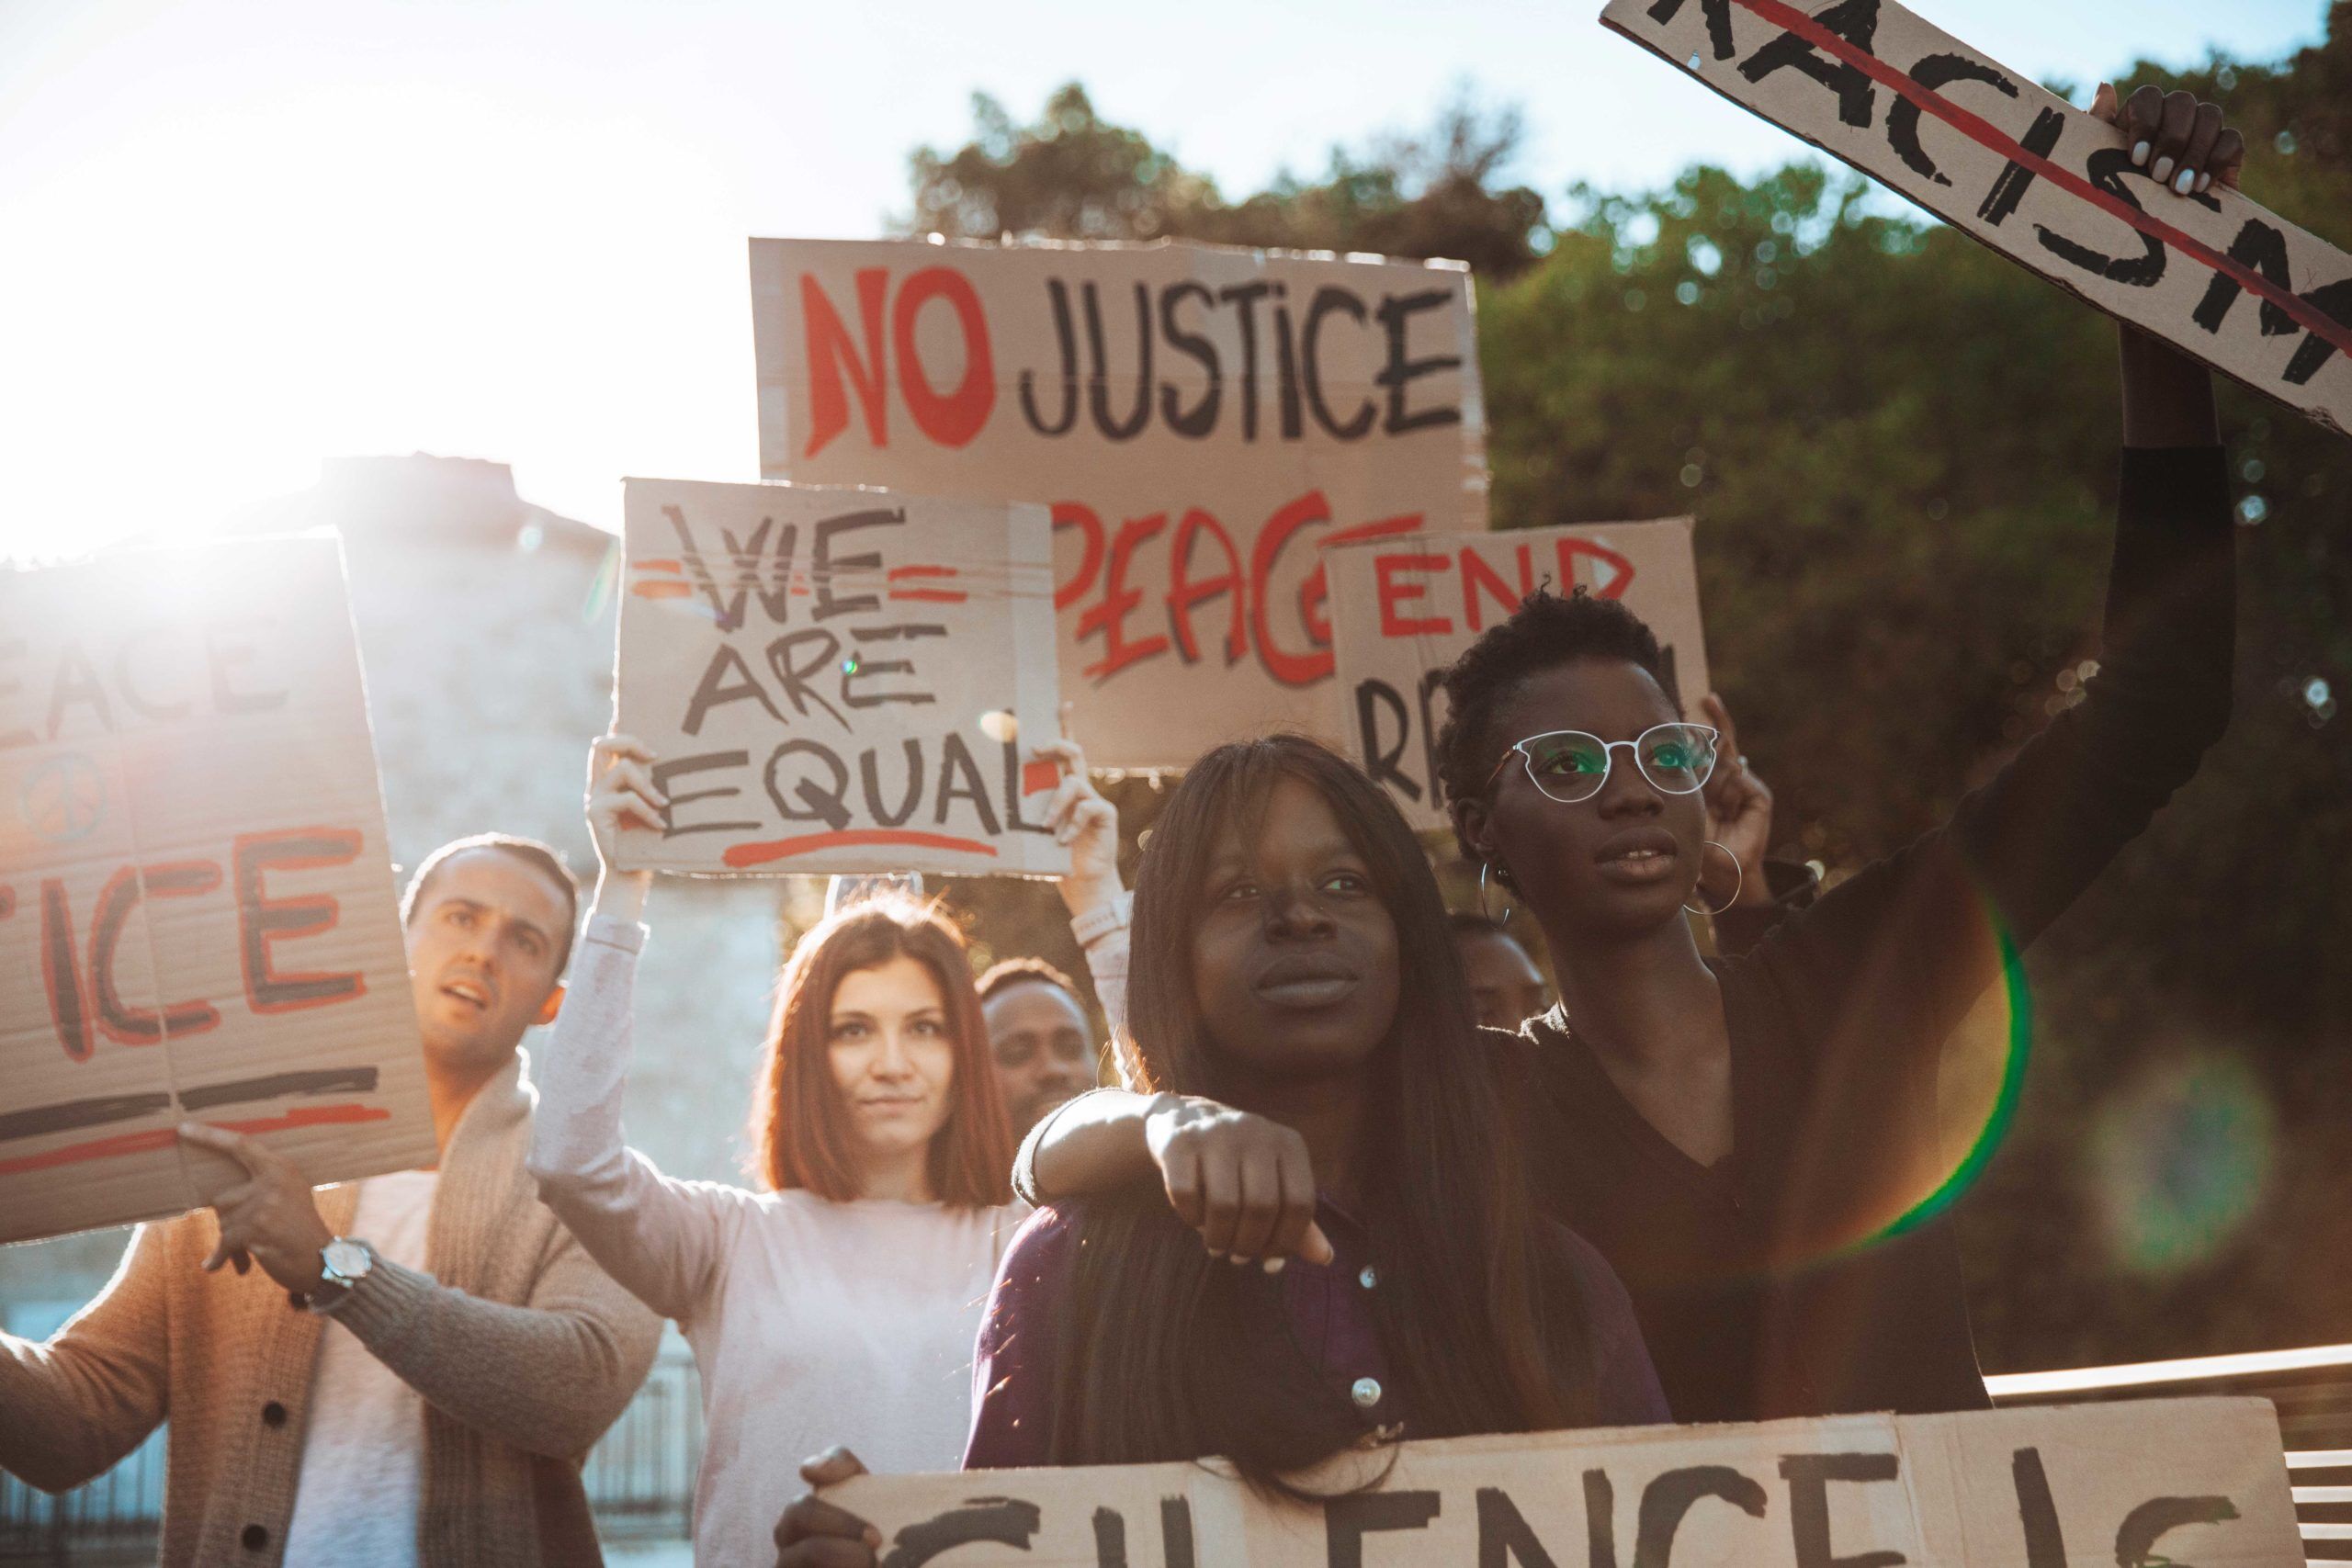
top-left (0, 81), bottom-right (2266, 1568)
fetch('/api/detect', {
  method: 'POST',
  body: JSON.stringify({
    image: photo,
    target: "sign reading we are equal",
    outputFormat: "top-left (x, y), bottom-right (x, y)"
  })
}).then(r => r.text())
top-left (615, 479), bottom-right (1069, 879)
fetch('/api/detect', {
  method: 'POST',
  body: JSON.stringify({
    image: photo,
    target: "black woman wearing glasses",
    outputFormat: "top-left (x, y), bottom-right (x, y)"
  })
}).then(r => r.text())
top-left (1008, 76), bottom-right (2245, 1430)
top-left (1430, 110), bottom-right (2240, 1430)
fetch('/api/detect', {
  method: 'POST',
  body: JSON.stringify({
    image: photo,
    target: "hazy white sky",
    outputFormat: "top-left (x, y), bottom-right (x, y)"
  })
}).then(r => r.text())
top-left (0, 0), bottom-right (2328, 558)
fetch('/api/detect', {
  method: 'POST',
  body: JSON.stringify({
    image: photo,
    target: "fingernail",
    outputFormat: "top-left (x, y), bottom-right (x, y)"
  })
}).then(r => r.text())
top-left (2173, 168), bottom-right (2195, 195)
top-left (866, 1528), bottom-right (884, 1549)
top-left (2152, 155), bottom-right (2173, 182)
top-left (1206, 1249), bottom-right (1225, 1261)
top-left (2132, 140), bottom-right (2150, 166)
top-left (2195, 172), bottom-right (2211, 193)
top-left (1261, 1257), bottom-right (1286, 1275)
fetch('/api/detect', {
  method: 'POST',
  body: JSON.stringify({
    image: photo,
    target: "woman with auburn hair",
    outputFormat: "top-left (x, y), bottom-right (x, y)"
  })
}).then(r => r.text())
top-left (529, 733), bottom-right (1126, 1568)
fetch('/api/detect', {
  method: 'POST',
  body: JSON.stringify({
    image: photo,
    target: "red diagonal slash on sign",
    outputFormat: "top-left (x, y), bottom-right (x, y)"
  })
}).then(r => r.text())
top-left (1728, 0), bottom-right (2352, 359)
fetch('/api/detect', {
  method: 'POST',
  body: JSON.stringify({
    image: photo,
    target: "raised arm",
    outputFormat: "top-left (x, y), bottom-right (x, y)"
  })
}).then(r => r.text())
top-left (1748, 363), bottom-right (2232, 1064)
top-left (0, 1224), bottom-right (172, 1492)
top-left (525, 734), bottom-right (751, 1322)
top-left (1035, 735), bottom-right (1132, 1043)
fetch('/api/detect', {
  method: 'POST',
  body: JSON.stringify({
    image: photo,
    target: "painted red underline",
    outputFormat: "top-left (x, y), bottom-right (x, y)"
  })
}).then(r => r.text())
top-left (887, 588), bottom-right (968, 604)
top-left (1725, 0), bottom-right (2352, 357)
top-left (722, 829), bottom-right (1000, 869)
top-left (0, 1103), bottom-right (391, 1178)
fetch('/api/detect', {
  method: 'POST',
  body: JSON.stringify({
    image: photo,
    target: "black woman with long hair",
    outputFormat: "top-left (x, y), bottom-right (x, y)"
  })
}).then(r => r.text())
top-left (993, 78), bottom-right (2251, 1429)
top-left (772, 737), bottom-right (1664, 1564)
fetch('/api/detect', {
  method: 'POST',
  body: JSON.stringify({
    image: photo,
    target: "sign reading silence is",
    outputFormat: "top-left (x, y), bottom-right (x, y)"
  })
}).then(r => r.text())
top-left (749, 239), bottom-right (1489, 770)
top-left (1328, 519), bottom-right (1710, 833)
top-left (825, 1397), bottom-right (2301, 1568)
top-left (0, 538), bottom-right (432, 1246)
top-left (1601, 0), bottom-right (2352, 438)
top-left (615, 479), bottom-right (1069, 879)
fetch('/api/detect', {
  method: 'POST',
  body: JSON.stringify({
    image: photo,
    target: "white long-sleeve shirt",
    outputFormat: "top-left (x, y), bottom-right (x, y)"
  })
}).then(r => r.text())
top-left (526, 909), bottom-right (1127, 1567)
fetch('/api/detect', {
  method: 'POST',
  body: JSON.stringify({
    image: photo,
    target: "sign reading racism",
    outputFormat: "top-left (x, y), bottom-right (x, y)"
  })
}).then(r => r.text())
top-left (829, 1397), bottom-right (2300, 1567)
top-left (1600, 0), bottom-right (2352, 437)
top-left (749, 239), bottom-right (1488, 769)
top-left (615, 479), bottom-right (1069, 879)
top-left (1329, 519), bottom-right (1709, 832)
top-left (0, 538), bottom-right (433, 1246)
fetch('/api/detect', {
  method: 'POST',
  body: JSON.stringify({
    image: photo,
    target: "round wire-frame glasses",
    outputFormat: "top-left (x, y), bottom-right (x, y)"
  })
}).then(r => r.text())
top-left (1485, 722), bottom-right (1721, 805)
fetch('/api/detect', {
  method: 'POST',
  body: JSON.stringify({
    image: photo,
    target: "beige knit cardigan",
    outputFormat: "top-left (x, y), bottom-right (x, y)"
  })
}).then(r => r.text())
top-left (0, 1050), bottom-right (662, 1567)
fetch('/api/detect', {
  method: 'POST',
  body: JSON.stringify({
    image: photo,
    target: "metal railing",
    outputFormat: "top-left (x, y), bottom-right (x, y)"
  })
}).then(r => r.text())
top-left (0, 1348), bottom-right (703, 1563)
top-left (1988, 1342), bottom-right (2352, 1563)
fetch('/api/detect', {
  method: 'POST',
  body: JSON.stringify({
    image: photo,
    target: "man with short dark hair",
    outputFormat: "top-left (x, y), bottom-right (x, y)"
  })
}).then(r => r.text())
top-left (1449, 912), bottom-right (1553, 1032)
top-left (978, 957), bottom-right (1100, 1136)
top-left (0, 835), bottom-right (661, 1568)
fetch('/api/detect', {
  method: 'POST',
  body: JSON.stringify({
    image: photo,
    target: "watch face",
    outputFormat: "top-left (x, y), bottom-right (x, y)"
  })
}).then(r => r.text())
top-left (322, 1239), bottom-right (371, 1281)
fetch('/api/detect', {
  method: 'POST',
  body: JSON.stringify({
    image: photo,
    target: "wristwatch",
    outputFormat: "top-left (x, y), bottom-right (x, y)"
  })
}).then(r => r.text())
top-left (307, 1236), bottom-right (377, 1314)
top-left (1069, 890), bottom-right (1133, 946)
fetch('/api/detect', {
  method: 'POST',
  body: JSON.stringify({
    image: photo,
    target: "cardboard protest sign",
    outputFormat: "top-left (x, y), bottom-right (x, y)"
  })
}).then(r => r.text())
top-left (1600, 0), bottom-right (2352, 438)
top-left (615, 479), bottom-right (1069, 879)
top-left (831, 1396), bottom-right (2300, 1566)
top-left (749, 239), bottom-right (1488, 769)
top-left (0, 538), bottom-right (433, 1245)
top-left (1329, 518), bottom-right (1709, 831)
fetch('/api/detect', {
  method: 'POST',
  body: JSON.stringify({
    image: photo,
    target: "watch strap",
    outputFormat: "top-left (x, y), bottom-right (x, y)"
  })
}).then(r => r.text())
top-left (1069, 890), bottom-right (1133, 946)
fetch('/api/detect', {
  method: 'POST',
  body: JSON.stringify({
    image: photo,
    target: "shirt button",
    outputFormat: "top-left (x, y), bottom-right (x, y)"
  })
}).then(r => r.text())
top-left (1358, 1266), bottom-right (1378, 1290)
top-left (1351, 1377), bottom-right (1383, 1409)
top-left (241, 1524), bottom-right (269, 1551)
top-left (261, 1401), bottom-right (287, 1427)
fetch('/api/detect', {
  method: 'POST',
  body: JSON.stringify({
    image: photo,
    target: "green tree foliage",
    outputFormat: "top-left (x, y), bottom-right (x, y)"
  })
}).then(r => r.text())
top-left (921, 13), bottom-right (2352, 1368)
top-left (904, 83), bottom-right (1553, 279)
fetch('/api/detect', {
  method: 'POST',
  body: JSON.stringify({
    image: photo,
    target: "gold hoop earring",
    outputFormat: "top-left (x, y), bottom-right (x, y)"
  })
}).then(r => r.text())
top-left (1683, 841), bottom-right (1744, 917)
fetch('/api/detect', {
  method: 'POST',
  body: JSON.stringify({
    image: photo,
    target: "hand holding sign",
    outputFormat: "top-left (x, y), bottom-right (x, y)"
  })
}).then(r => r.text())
top-left (584, 732), bottom-right (666, 919)
top-left (180, 1121), bottom-right (335, 1292)
top-left (771, 1447), bottom-right (878, 1568)
top-left (1034, 733), bottom-right (1121, 919)
top-left (2097, 82), bottom-right (2242, 197)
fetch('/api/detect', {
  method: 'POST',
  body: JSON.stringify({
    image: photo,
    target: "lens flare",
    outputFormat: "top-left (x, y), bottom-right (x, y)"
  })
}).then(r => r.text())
top-left (582, 539), bottom-right (619, 625)
top-left (2090, 1054), bottom-right (2275, 1274)
top-left (1876, 924), bottom-right (2034, 1239)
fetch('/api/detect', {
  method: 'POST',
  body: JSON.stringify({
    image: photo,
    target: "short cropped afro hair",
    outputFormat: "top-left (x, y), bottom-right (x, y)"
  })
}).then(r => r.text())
top-left (1432, 588), bottom-right (1668, 812)
top-left (976, 955), bottom-right (1082, 1005)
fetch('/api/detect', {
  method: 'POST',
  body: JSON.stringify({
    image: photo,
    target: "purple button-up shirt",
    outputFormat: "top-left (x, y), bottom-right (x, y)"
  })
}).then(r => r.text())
top-left (963, 1195), bottom-right (1668, 1469)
